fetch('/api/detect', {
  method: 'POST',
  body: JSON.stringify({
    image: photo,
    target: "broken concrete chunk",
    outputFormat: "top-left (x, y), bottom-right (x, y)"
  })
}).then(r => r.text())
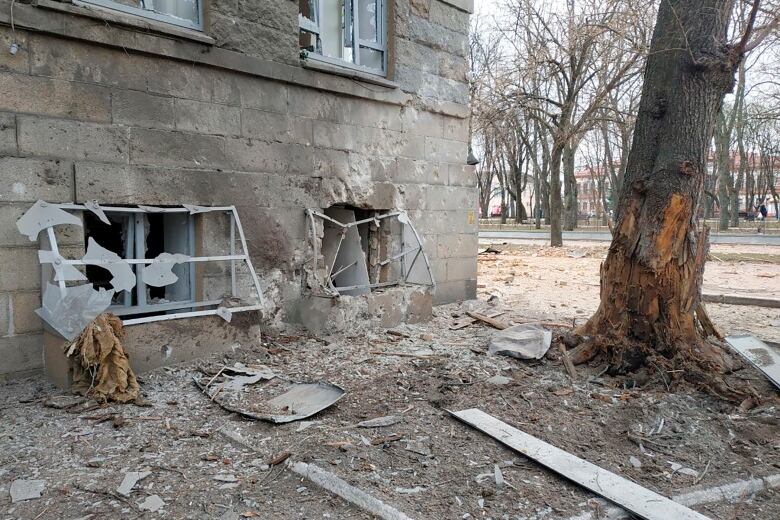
top-left (117, 471), bottom-right (151, 496)
top-left (16, 200), bottom-right (82, 241)
top-left (486, 375), bottom-right (512, 386)
top-left (138, 494), bottom-right (165, 512)
top-left (142, 253), bottom-right (190, 287)
top-left (358, 415), bottom-right (402, 428)
top-left (84, 200), bottom-right (111, 225)
top-left (629, 456), bottom-right (642, 469)
top-left (9, 479), bottom-right (45, 503)
top-left (488, 324), bottom-right (552, 360)
top-left (36, 282), bottom-right (114, 341)
top-left (669, 461), bottom-right (699, 478)
top-left (83, 237), bottom-right (136, 293)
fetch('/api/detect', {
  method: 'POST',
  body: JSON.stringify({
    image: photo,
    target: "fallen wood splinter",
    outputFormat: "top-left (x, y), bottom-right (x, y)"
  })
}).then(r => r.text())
top-left (466, 311), bottom-right (510, 330)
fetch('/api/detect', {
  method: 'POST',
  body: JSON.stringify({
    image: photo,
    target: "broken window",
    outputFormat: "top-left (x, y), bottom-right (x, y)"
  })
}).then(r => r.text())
top-left (306, 206), bottom-right (434, 297)
top-left (18, 201), bottom-right (263, 340)
top-left (299, 0), bottom-right (387, 76)
top-left (79, 0), bottom-right (202, 31)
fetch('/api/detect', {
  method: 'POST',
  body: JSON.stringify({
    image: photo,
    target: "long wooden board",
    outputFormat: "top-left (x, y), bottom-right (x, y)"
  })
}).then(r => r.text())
top-left (449, 408), bottom-right (710, 520)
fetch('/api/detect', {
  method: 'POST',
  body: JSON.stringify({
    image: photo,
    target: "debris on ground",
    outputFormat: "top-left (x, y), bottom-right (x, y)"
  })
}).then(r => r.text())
top-left (357, 415), bottom-right (402, 428)
top-left (488, 324), bottom-right (552, 359)
top-left (9, 479), bottom-right (45, 503)
top-left (117, 471), bottom-right (151, 496)
top-left (725, 335), bottom-right (780, 389)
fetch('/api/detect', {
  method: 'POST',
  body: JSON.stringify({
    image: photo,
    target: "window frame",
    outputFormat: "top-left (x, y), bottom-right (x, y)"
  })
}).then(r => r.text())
top-left (299, 0), bottom-right (388, 77)
top-left (74, 0), bottom-right (203, 31)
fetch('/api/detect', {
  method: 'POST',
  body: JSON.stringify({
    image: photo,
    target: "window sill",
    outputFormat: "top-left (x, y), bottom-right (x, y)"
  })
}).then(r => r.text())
top-left (301, 56), bottom-right (399, 90)
top-left (36, 0), bottom-right (215, 45)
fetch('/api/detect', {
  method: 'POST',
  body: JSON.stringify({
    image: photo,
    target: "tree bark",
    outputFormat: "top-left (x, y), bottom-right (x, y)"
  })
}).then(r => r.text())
top-left (549, 143), bottom-right (564, 246)
top-left (563, 142), bottom-right (578, 231)
top-left (579, 0), bottom-right (744, 377)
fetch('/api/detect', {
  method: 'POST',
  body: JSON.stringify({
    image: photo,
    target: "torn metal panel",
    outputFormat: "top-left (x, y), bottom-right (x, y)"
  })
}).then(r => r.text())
top-left (36, 282), bottom-right (114, 340)
top-left (142, 253), bottom-right (190, 287)
top-left (725, 335), bottom-right (780, 389)
top-left (323, 208), bottom-right (371, 297)
top-left (83, 237), bottom-right (137, 293)
top-left (137, 205), bottom-right (168, 212)
top-left (216, 307), bottom-right (233, 322)
top-left (38, 250), bottom-right (87, 282)
top-left (263, 383), bottom-right (345, 423)
top-left (16, 200), bottom-right (82, 241)
top-left (450, 408), bottom-right (710, 520)
top-left (84, 200), bottom-right (111, 225)
top-left (183, 204), bottom-right (214, 214)
top-left (307, 208), bottom-right (434, 297)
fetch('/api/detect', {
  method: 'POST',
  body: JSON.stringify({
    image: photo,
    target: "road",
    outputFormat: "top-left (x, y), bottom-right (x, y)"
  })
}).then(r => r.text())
top-left (479, 230), bottom-right (780, 245)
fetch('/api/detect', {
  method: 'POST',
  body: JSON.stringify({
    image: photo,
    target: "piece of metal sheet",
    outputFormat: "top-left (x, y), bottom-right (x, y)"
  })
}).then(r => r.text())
top-left (16, 200), bottom-right (82, 241)
top-left (322, 208), bottom-right (371, 297)
top-left (725, 335), bottom-right (780, 390)
top-left (83, 237), bottom-right (136, 293)
top-left (449, 408), bottom-right (710, 520)
top-left (84, 199), bottom-right (111, 225)
top-left (183, 204), bottom-right (214, 214)
top-left (142, 253), bottom-right (190, 287)
top-left (36, 282), bottom-right (114, 340)
top-left (38, 250), bottom-right (88, 282)
top-left (263, 383), bottom-right (345, 423)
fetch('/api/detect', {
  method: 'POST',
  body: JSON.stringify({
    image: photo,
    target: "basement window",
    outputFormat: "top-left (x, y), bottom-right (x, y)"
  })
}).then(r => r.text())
top-left (84, 210), bottom-right (197, 317)
top-left (76, 0), bottom-right (203, 31)
top-left (299, 0), bottom-right (387, 76)
top-left (306, 206), bottom-right (434, 297)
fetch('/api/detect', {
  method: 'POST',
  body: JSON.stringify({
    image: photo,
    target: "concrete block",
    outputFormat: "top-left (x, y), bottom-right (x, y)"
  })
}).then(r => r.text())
top-left (0, 26), bottom-right (29, 73)
top-left (30, 33), bottom-right (149, 91)
top-left (429, 257), bottom-right (447, 282)
top-left (344, 99), bottom-right (403, 132)
top-left (288, 86), bottom-right (348, 123)
top-left (441, 114), bottom-right (469, 142)
top-left (394, 39), bottom-right (440, 75)
top-left (448, 163), bottom-right (477, 187)
top-left (18, 116), bottom-right (128, 162)
top-left (401, 16), bottom-right (469, 57)
top-left (398, 183), bottom-right (426, 210)
top-left (75, 162), bottom-right (323, 209)
top-left (175, 99), bottom-right (241, 136)
top-left (410, 0), bottom-right (431, 18)
top-left (225, 138), bottom-right (312, 174)
top-left (320, 179), bottom-right (399, 210)
top-left (11, 291), bottom-right (42, 335)
top-left (394, 64), bottom-right (468, 105)
top-left (433, 278), bottom-right (476, 304)
top-left (215, 73), bottom-right (288, 113)
top-left (146, 59), bottom-right (213, 102)
top-left (0, 247), bottom-right (39, 291)
top-left (400, 106), bottom-right (443, 138)
top-left (0, 292), bottom-right (8, 335)
top-left (129, 128), bottom-right (226, 168)
top-left (425, 136), bottom-right (465, 164)
top-left (367, 290), bottom-right (405, 328)
top-left (0, 157), bottom-right (74, 203)
top-left (438, 50), bottom-right (469, 82)
top-left (437, 233), bottom-right (478, 258)
top-left (348, 153), bottom-right (397, 183)
top-left (210, 0), bottom-right (297, 33)
top-left (242, 109), bottom-right (313, 145)
top-left (395, 158), bottom-right (446, 185)
top-left (447, 256), bottom-right (477, 281)
top-left (429, 1), bottom-right (471, 34)
top-left (112, 90), bottom-right (174, 129)
top-left (209, 13), bottom-right (298, 66)
top-left (314, 149), bottom-right (350, 179)
top-left (406, 289), bottom-right (433, 323)
top-left (313, 120), bottom-right (357, 151)
top-left (0, 72), bottom-right (112, 123)
top-left (0, 112), bottom-right (15, 155)
top-left (0, 334), bottom-right (43, 377)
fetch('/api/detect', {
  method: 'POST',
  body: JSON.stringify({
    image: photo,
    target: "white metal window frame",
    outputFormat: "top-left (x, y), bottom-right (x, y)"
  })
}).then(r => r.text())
top-left (299, 0), bottom-right (388, 77)
top-left (305, 209), bottom-right (435, 297)
top-left (73, 0), bottom-right (203, 31)
top-left (43, 203), bottom-right (263, 326)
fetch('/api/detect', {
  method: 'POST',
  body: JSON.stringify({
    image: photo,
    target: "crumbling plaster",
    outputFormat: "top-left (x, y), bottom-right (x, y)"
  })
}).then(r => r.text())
top-left (0, 0), bottom-right (477, 379)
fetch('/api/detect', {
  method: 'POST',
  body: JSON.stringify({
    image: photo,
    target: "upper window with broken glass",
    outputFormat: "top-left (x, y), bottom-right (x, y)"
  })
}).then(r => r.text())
top-left (299, 0), bottom-right (387, 76)
top-left (80, 0), bottom-right (202, 31)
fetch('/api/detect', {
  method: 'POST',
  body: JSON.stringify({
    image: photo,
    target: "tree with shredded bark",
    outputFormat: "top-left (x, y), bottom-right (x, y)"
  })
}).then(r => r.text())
top-left (574, 0), bottom-right (779, 395)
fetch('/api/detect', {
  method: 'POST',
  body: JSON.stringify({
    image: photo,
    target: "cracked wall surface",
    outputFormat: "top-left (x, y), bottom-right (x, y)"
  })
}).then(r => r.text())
top-left (0, 0), bottom-right (477, 379)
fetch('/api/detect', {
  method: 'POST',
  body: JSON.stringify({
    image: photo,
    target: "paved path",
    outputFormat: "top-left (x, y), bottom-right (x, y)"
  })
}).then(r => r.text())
top-left (479, 230), bottom-right (780, 246)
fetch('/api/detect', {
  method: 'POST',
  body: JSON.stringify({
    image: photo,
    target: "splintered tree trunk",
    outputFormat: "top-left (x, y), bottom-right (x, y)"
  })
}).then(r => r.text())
top-left (579, 0), bottom-right (743, 375)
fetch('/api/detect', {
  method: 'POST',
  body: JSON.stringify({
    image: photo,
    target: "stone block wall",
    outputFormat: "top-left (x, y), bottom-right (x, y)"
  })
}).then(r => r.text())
top-left (0, 0), bottom-right (477, 379)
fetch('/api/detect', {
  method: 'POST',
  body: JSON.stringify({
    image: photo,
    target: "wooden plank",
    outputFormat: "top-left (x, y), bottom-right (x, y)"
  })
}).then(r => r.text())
top-left (466, 311), bottom-right (509, 330)
top-left (450, 310), bottom-right (505, 330)
top-left (725, 335), bottom-right (780, 390)
top-left (702, 293), bottom-right (780, 309)
top-left (449, 409), bottom-right (710, 520)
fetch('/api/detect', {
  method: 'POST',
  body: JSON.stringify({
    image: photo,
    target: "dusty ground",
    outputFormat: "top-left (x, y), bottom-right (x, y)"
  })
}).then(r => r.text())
top-left (1, 243), bottom-right (779, 520)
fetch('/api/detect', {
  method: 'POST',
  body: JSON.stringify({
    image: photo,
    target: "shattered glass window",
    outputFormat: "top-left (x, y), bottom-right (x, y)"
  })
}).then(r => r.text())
top-left (298, 0), bottom-right (386, 75)
top-left (80, 0), bottom-right (202, 31)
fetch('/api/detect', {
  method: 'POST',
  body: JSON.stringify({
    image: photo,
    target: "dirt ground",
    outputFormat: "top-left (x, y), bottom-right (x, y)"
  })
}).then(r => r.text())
top-left (1, 242), bottom-right (779, 520)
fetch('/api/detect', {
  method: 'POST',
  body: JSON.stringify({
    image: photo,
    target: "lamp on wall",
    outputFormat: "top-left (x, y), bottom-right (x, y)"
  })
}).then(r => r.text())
top-left (466, 145), bottom-right (479, 166)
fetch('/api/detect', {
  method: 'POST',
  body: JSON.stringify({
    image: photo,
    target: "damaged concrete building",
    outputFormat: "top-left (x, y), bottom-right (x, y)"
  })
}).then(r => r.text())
top-left (0, 0), bottom-right (477, 381)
